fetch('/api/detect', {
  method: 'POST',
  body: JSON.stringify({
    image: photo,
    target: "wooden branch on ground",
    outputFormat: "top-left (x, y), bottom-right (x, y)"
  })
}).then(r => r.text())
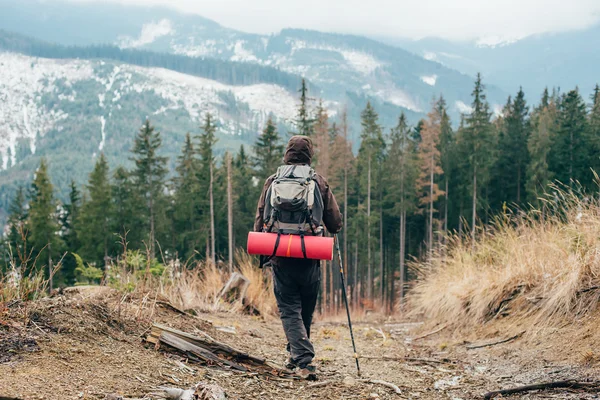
top-left (306, 378), bottom-right (402, 395)
top-left (216, 272), bottom-right (250, 305)
top-left (413, 324), bottom-right (447, 341)
top-left (466, 332), bottom-right (524, 350)
top-left (578, 286), bottom-right (600, 294)
top-left (360, 355), bottom-right (458, 365)
top-left (484, 380), bottom-right (600, 399)
top-left (146, 324), bottom-right (291, 377)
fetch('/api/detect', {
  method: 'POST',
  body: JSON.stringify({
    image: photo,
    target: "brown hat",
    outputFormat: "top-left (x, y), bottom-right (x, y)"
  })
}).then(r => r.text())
top-left (283, 135), bottom-right (314, 165)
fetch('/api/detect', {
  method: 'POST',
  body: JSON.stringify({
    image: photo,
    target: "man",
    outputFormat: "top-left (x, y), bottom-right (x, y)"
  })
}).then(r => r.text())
top-left (254, 135), bottom-right (343, 380)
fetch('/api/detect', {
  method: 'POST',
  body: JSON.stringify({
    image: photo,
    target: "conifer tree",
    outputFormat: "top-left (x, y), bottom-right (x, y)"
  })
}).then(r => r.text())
top-left (385, 113), bottom-right (419, 301)
top-left (550, 89), bottom-right (590, 187)
top-left (253, 117), bottom-right (284, 180)
top-left (197, 113), bottom-right (218, 262)
top-left (6, 186), bottom-right (29, 263)
top-left (233, 145), bottom-right (257, 248)
top-left (416, 102), bottom-right (444, 256)
top-left (173, 133), bottom-right (200, 260)
top-left (60, 181), bottom-right (81, 284)
top-left (28, 158), bottom-right (63, 287)
top-left (588, 84), bottom-right (600, 175)
top-left (357, 102), bottom-right (385, 302)
top-left (78, 153), bottom-right (113, 267)
top-left (131, 120), bottom-right (168, 259)
top-left (455, 73), bottom-right (494, 240)
top-left (527, 90), bottom-right (557, 200)
top-left (111, 167), bottom-right (143, 249)
top-left (294, 78), bottom-right (315, 136)
top-left (313, 100), bottom-right (331, 177)
top-left (493, 88), bottom-right (530, 207)
top-left (436, 97), bottom-right (454, 235)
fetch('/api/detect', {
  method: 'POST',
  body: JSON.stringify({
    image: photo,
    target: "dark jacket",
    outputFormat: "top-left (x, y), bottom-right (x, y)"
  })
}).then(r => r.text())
top-left (254, 135), bottom-right (343, 234)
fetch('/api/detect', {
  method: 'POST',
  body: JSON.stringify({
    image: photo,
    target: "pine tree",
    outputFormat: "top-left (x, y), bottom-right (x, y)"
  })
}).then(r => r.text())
top-left (173, 133), bottom-right (201, 260)
top-left (28, 158), bottom-right (63, 288)
top-left (527, 91), bottom-right (557, 201)
top-left (112, 166), bottom-right (144, 248)
top-left (385, 113), bottom-right (419, 302)
top-left (437, 97), bottom-right (454, 236)
top-left (131, 120), bottom-right (168, 259)
top-left (59, 181), bottom-right (81, 285)
top-left (357, 102), bottom-right (385, 302)
top-left (416, 102), bottom-right (444, 256)
top-left (493, 88), bottom-right (530, 207)
top-left (456, 73), bottom-right (494, 240)
top-left (253, 117), bottom-right (284, 180)
top-left (550, 89), bottom-right (590, 187)
top-left (6, 186), bottom-right (29, 264)
top-left (588, 84), bottom-right (600, 175)
top-left (197, 113), bottom-right (218, 262)
top-left (233, 145), bottom-right (257, 248)
top-left (313, 100), bottom-right (331, 177)
top-left (294, 78), bottom-right (315, 136)
top-left (78, 153), bottom-right (113, 268)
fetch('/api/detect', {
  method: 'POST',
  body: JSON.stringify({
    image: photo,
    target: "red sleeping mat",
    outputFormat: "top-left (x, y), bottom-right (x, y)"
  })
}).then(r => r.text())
top-left (247, 232), bottom-right (334, 261)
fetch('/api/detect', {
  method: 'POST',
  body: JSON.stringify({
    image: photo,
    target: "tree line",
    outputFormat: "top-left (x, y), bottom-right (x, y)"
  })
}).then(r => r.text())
top-left (3, 76), bottom-right (600, 313)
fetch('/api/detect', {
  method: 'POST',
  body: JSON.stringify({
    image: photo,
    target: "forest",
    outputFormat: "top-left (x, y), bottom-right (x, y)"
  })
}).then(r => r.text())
top-left (3, 75), bottom-right (600, 314)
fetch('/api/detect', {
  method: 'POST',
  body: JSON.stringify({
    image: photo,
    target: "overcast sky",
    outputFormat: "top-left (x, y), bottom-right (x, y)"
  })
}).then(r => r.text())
top-left (73, 0), bottom-right (600, 41)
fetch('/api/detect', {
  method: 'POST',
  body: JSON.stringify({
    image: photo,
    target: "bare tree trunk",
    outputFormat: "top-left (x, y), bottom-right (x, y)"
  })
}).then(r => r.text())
top-left (48, 241), bottom-right (53, 292)
top-left (472, 164), bottom-right (477, 246)
top-left (428, 151), bottom-right (434, 259)
top-left (149, 193), bottom-right (155, 258)
top-left (343, 161), bottom-right (348, 275)
top-left (227, 154), bottom-right (233, 273)
top-left (379, 203), bottom-right (384, 309)
top-left (354, 231), bottom-right (359, 309)
top-left (517, 168), bottom-right (521, 204)
top-left (444, 178), bottom-right (449, 238)
top-left (399, 210), bottom-right (405, 304)
top-left (367, 156), bottom-right (372, 302)
top-left (209, 162), bottom-right (215, 264)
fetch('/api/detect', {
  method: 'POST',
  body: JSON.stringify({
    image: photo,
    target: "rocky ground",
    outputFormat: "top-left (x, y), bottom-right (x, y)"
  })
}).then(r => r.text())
top-left (1, 287), bottom-right (599, 400)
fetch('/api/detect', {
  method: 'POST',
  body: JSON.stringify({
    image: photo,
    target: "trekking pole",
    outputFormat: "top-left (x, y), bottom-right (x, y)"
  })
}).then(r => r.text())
top-left (334, 234), bottom-right (361, 376)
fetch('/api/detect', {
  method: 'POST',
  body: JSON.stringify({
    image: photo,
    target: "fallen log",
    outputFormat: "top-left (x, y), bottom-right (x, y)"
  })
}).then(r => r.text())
top-left (466, 332), bottom-right (524, 350)
top-left (484, 380), bottom-right (600, 399)
top-left (146, 323), bottom-right (291, 377)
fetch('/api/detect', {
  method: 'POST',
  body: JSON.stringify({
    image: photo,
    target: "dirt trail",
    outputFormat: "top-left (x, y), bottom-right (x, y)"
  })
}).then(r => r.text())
top-left (1, 288), bottom-right (598, 399)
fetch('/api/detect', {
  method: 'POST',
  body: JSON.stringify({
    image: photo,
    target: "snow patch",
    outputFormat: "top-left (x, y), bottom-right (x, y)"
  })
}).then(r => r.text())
top-left (99, 116), bottom-right (106, 151)
top-left (230, 40), bottom-right (258, 62)
top-left (118, 19), bottom-right (174, 48)
top-left (172, 39), bottom-right (217, 57)
top-left (455, 100), bottom-right (473, 114)
top-left (475, 35), bottom-right (520, 48)
top-left (420, 74), bottom-right (437, 86)
top-left (374, 88), bottom-right (420, 112)
top-left (423, 51), bottom-right (437, 61)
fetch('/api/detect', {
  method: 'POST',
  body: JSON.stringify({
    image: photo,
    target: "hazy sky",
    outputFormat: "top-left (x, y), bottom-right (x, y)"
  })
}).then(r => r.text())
top-left (72, 0), bottom-right (600, 41)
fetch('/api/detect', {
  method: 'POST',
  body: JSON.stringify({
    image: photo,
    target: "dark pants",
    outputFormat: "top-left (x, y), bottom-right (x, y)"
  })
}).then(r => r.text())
top-left (272, 258), bottom-right (320, 367)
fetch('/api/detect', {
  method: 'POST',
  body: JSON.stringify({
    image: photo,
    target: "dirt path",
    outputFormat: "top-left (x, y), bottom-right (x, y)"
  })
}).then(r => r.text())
top-left (1, 289), bottom-right (598, 399)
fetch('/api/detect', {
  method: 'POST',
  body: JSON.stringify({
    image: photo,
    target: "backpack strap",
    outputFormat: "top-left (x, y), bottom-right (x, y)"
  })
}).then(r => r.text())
top-left (259, 229), bottom-right (283, 268)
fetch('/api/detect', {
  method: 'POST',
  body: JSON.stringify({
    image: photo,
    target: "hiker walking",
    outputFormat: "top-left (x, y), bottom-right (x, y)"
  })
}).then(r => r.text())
top-left (254, 135), bottom-right (342, 380)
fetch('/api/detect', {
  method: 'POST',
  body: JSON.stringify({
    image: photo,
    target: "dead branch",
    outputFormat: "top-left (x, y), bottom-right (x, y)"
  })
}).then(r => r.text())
top-left (484, 380), bottom-right (600, 399)
top-left (361, 355), bottom-right (458, 365)
top-left (358, 379), bottom-right (402, 395)
top-left (466, 332), bottom-right (524, 350)
top-left (413, 324), bottom-right (447, 340)
top-left (306, 378), bottom-right (402, 395)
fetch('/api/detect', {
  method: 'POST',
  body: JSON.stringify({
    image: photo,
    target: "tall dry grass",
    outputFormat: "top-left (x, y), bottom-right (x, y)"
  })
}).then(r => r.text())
top-left (410, 183), bottom-right (600, 329)
top-left (109, 248), bottom-right (277, 317)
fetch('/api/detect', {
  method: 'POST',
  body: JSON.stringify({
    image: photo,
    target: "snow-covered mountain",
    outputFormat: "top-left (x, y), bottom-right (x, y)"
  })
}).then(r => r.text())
top-left (0, 0), bottom-right (508, 207)
top-left (382, 24), bottom-right (600, 98)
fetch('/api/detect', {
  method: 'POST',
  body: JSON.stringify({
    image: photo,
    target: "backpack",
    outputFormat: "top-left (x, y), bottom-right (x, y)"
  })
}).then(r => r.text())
top-left (261, 165), bottom-right (324, 262)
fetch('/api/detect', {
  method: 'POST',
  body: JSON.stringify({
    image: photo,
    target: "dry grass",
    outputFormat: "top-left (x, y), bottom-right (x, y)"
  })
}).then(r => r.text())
top-left (108, 249), bottom-right (277, 318)
top-left (410, 183), bottom-right (600, 330)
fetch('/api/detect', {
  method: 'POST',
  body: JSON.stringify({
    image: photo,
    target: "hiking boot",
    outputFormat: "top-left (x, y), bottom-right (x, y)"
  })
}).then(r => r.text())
top-left (284, 356), bottom-right (298, 371)
top-left (296, 363), bottom-right (317, 381)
